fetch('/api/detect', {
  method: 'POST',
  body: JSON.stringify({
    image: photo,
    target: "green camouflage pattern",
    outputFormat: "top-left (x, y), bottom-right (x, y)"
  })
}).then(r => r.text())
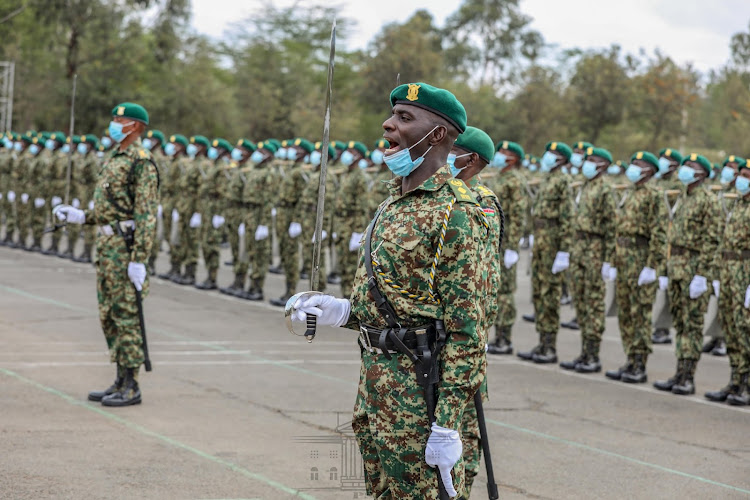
top-left (198, 158), bottom-right (226, 280)
top-left (241, 160), bottom-right (276, 287)
top-left (299, 168), bottom-right (335, 291)
top-left (335, 167), bottom-right (370, 297)
top-left (276, 161), bottom-right (306, 289)
top-left (224, 162), bottom-right (245, 276)
top-left (173, 156), bottom-right (204, 268)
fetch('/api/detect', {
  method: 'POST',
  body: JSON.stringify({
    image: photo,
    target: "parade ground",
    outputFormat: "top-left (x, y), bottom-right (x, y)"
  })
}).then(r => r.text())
top-left (1, 243), bottom-right (749, 500)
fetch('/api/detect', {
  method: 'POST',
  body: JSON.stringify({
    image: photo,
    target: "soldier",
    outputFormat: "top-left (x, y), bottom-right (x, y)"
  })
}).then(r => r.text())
top-left (0, 133), bottom-right (12, 242)
top-left (157, 134), bottom-right (189, 280)
top-left (11, 134), bottom-right (34, 248)
top-left (26, 134), bottom-right (49, 252)
top-left (517, 141), bottom-right (573, 364)
top-left (291, 82), bottom-right (488, 499)
top-left (42, 131), bottom-right (68, 256)
top-left (335, 141), bottom-right (370, 298)
top-left (368, 139), bottom-right (392, 216)
top-left (1, 133), bottom-right (19, 246)
top-left (654, 154), bottom-right (722, 395)
top-left (53, 102), bottom-right (159, 406)
top-left (485, 140), bottom-right (526, 355)
top-left (71, 135), bottom-right (101, 263)
top-left (142, 130), bottom-right (167, 275)
top-left (558, 147), bottom-right (616, 373)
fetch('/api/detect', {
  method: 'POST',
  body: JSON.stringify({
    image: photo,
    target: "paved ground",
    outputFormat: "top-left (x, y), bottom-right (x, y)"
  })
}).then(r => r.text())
top-left (1, 238), bottom-right (748, 500)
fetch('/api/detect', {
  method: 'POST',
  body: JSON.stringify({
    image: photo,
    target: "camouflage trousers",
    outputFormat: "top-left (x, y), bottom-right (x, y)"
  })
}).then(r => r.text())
top-left (459, 378), bottom-right (487, 498)
top-left (353, 351), bottom-right (466, 499)
top-left (95, 233), bottom-right (148, 369)
top-left (531, 229), bottom-right (563, 336)
top-left (243, 215), bottom-right (270, 288)
top-left (199, 203), bottom-right (223, 281)
top-left (173, 211), bottom-right (200, 268)
top-left (3, 198), bottom-right (17, 240)
top-left (615, 246), bottom-right (656, 357)
top-left (718, 261), bottom-right (750, 381)
top-left (668, 259), bottom-right (710, 361)
top-left (571, 241), bottom-right (606, 346)
top-left (30, 202), bottom-right (46, 246)
top-left (301, 219), bottom-right (326, 292)
top-left (495, 261), bottom-right (518, 333)
top-left (224, 207), bottom-right (243, 276)
top-left (16, 199), bottom-right (31, 245)
top-left (275, 206), bottom-right (300, 289)
top-left (336, 228), bottom-right (360, 298)
top-left (51, 203), bottom-right (64, 250)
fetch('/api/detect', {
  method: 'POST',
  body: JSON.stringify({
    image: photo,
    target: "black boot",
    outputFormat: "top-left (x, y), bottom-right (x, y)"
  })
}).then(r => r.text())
top-left (532, 333), bottom-right (557, 364)
top-left (88, 366), bottom-right (124, 402)
top-left (517, 341), bottom-right (542, 361)
top-left (147, 255), bottom-right (157, 276)
top-left (240, 280), bottom-right (264, 301)
top-left (268, 265), bottom-right (283, 275)
top-left (102, 367), bottom-right (142, 407)
top-left (672, 359), bottom-right (696, 395)
top-left (575, 340), bottom-right (601, 373)
top-left (652, 328), bottom-right (672, 344)
top-left (521, 313), bottom-right (536, 323)
top-left (270, 283), bottom-right (295, 307)
top-left (29, 239), bottom-right (42, 252)
top-left (158, 264), bottom-right (180, 280)
top-left (654, 359), bottom-right (684, 391)
top-left (219, 274), bottom-right (245, 296)
top-left (195, 269), bottom-right (218, 290)
top-left (327, 272), bottom-right (341, 285)
top-left (174, 264), bottom-right (196, 285)
top-left (606, 358), bottom-right (633, 380)
top-left (727, 373), bottom-right (749, 406)
top-left (57, 243), bottom-right (74, 259)
top-left (486, 328), bottom-right (513, 355)
top-left (560, 317), bottom-right (580, 330)
top-left (621, 354), bottom-right (648, 383)
top-left (560, 342), bottom-right (584, 370)
top-left (711, 339), bottom-right (727, 357)
top-left (42, 242), bottom-right (59, 255)
top-left (701, 337), bottom-right (717, 353)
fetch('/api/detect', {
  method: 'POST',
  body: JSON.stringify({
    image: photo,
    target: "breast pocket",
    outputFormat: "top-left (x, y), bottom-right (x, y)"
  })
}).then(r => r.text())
top-left (375, 210), bottom-right (436, 293)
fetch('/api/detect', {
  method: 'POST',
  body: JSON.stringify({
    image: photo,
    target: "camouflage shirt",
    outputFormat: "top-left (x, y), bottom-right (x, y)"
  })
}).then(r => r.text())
top-left (175, 156), bottom-right (205, 215)
top-left (615, 182), bottom-right (668, 273)
top-left (716, 193), bottom-right (750, 255)
top-left (470, 179), bottom-right (502, 333)
top-left (241, 160), bottom-right (276, 226)
top-left (572, 175), bottom-right (617, 263)
top-left (532, 168), bottom-right (573, 251)
top-left (336, 167), bottom-right (371, 233)
top-left (487, 168), bottom-right (526, 253)
top-left (670, 185), bottom-right (722, 280)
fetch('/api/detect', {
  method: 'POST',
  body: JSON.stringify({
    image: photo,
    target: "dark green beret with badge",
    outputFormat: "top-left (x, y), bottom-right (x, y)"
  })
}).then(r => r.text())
top-left (20, 134), bottom-right (33, 144)
top-left (256, 140), bottom-right (278, 154)
top-left (573, 141), bottom-right (594, 151)
top-left (190, 135), bottom-right (210, 148)
top-left (236, 138), bottom-right (256, 152)
top-left (66, 135), bottom-right (81, 145)
top-left (455, 126), bottom-right (494, 163)
top-left (681, 153), bottom-right (711, 174)
top-left (374, 139), bottom-right (389, 150)
top-left (390, 82), bottom-right (467, 133)
top-left (723, 155), bottom-right (747, 168)
top-left (658, 147), bottom-right (683, 164)
top-left (169, 134), bottom-right (188, 147)
top-left (545, 141), bottom-right (572, 160)
top-left (346, 141), bottom-right (367, 156)
top-left (266, 138), bottom-right (281, 150)
top-left (83, 134), bottom-right (99, 148)
top-left (631, 151), bottom-right (659, 169)
top-left (212, 138), bottom-right (233, 152)
top-left (50, 131), bottom-right (66, 143)
top-left (585, 146), bottom-right (612, 163)
top-left (316, 141), bottom-right (336, 159)
top-left (112, 102), bottom-right (149, 125)
top-left (147, 130), bottom-right (165, 146)
top-left (293, 138), bottom-right (315, 154)
top-left (496, 140), bottom-right (524, 160)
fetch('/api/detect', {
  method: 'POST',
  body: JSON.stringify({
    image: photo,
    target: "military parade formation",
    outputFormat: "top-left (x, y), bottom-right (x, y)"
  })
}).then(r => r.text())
top-left (1, 81), bottom-right (749, 498)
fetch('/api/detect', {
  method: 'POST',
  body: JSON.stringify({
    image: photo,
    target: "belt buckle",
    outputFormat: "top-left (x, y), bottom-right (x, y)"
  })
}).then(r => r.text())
top-left (359, 326), bottom-right (374, 353)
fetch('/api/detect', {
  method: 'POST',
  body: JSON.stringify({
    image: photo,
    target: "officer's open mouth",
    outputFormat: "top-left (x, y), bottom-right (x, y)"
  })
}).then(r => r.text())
top-left (383, 137), bottom-right (400, 155)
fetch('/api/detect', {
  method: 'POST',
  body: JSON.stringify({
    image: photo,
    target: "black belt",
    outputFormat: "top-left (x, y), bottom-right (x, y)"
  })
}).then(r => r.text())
top-left (534, 218), bottom-right (559, 229)
top-left (671, 245), bottom-right (699, 257)
top-left (358, 323), bottom-right (435, 355)
top-left (722, 250), bottom-right (750, 260)
top-left (617, 235), bottom-right (649, 248)
top-left (577, 230), bottom-right (603, 240)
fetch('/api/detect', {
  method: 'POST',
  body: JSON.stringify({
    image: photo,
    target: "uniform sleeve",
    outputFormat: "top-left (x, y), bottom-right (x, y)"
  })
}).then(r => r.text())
top-left (647, 191), bottom-right (669, 274)
top-left (435, 204), bottom-right (487, 430)
top-left (558, 178), bottom-right (573, 252)
top-left (504, 177), bottom-right (525, 252)
top-left (699, 196), bottom-right (722, 280)
top-left (132, 161), bottom-right (159, 263)
top-left (601, 184), bottom-right (617, 263)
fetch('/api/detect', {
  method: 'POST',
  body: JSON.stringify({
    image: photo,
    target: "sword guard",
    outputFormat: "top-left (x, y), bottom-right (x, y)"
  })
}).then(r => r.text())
top-left (284, 291), bottom-right (324, 340)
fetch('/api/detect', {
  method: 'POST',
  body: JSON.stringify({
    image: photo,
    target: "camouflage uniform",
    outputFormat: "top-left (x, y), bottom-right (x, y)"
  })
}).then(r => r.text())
top-left (158, 155), bottom-right (183, 276)
top-left (28, 148), bottom-right (50, 249)
top-left (197, 158), bottom-right (225, 285)
top-left (273, 161), bottom-right (306, 298)
top-left (48, 149), bottom-right (69, 254)
top-left (0, 147), bottom-right (10, 238)
top-left (346, 167), bottom-right (489, 499)
top-left (299, 168), bottom-right (335, 291)
top-left (240, 160), bottom-right (276, 295)
top-left (148, 148), bottom-right (168, 270)
top-left (335, 166), bottom-right (370, 298)
top-left (224, 162), bottom-right (247, 282)
top-left (8, 148), bottom-right (27, 246)
top-left (172, 156), bottom-right (203, 280)
top-left (1, 148), bottom-right (17, 244)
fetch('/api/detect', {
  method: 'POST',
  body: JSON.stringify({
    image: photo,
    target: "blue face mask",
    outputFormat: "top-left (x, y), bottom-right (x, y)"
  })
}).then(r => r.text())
top-left (492, 152), bottom-right (507, 168)
top-left (340, 150), bottom-right (355, 167)
top-left (383, 126), bottom-right (437, 177)
top-left (678, 165), bottom-right (697, 185)
top-left (582, 160), bottom-right (598, 179)
top-left (529, 163), bottom-right (538, 172)
top-left (720, 166), bottom-right (736, 185)
top-left (286, 148), bottom-right (299, 161)
top-left (250, 150), bottom-right (264, 164)
top-left (310, 150), bottom-right (322, 166)
top-left (108, 121), bottom-right (133, 143)
top-left (101, 136), bottom-right (112, 148)
top-left (231, 148), bottom-right (243, 161)
top-left (570, 166), bottom-right (579, 176)
top-left (561, 166), bottom-right (569, 175)
top-left (358, 159), bottom-right (369, 170)
top-left (540, 151), bottom-right (558, 173)
top-left (207, 147), bottom-right (219, 160)
top-left (2, 138), bottom-right (11, 149)
top-left (186, 144), bottom-right (198, 158)
top-left (275, 148), bottom-right (286, 159)
top-left (448, 152), bottom-right (471, 177)
top-left (625, 164), bottom-right (644, 183)
top-left (164, 143), bottom-right (176, 156)
top-left (371, 150), bottom-right (384, 165)
top-left (14, 142), bottom-right (22, 152)
top-left (45, 139), bottom-right (56, 150)
top-left (142, 138), bottom-right (153, 150)
top-left (29, 144), bottom-right (40, 155)
top-left (77, 143), bottom-right (88, 155)
top-left (736, 176), bottom-right (750, 196)
top-left (658, 157), bottom-right (671, 175)
top-left (570, 152), bottom-right (584, 167)
top-left (61, 144), bottom-right (71, 154)
top-left (607, 165), bottom-right (621, 176)
top-left (522, 159), bottom-right (530, 167)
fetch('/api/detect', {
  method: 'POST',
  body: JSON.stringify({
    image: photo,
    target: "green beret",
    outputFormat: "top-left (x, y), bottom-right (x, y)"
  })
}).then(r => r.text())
top-left (146, 130), bottom-right (166, 146)
top-left (316, 141), bottom-right (336, 159)
top-left (49, 131), bottom-right (66, 143)
top-left (630, 151), bottom-right (659, 170)
top-left (495, 140), bottom-right (524, 160)
top-left (236, 138), bottom-right (256, 152)
top-left (26, 130), bottom-right (37, 137)
top-left (374, 139), bottom-right (390, 150)
top-left (65, 135), bottom-right (80, 145)
top-left (455, 126), bottom-right (494, 164)
top-left (681, 153), bottom-right (712, 174)
top-left (331, 141), bottom-right (345, 152)
top-left (39, 132), bottom-right (51, 142)
top-left (111, 102), bottom-right (149, 125)
top-left (723, 155), bottom-right (747, 168)
top-left (211, 138), bottom-right (233, 152)
top-left (584, 146), bottom-right (612, 163)
top-left (658, 147), bottom-right (683, 164)
top-left (390, 82), bottom-right (467, 133)
top-left (190, 135), bottom-right (210, 148)
top-left (545, 141), bottom-right (572, 160)
top-left (82, 134), bottom-right (99, 148)
top-left (256, 140), bottom-right (278, 154)
top-left (266, 139), bottom-right (281, 149)
top-left (346, 141), bottom-right (367, 156)
top-left (20, 134), bottom-right (33, 143)
top-left (169, 134), bottom-right (189, 147)
top-left (292, 138), bottom-right (315, 154)
top-left (573, 141), bottom-right (594, 151)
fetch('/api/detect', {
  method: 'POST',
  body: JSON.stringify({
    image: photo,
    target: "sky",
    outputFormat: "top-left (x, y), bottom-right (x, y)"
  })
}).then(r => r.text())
top-left (190, 0), bottom-right (750, 73)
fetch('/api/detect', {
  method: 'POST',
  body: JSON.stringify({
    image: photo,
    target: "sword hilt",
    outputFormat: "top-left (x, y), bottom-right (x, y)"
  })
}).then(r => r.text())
top-left (304, 313), bottom-right (317, 343)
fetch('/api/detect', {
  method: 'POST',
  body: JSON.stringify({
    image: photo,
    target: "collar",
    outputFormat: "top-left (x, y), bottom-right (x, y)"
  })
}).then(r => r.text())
top-left (386, 165), bottom-right (453, 199)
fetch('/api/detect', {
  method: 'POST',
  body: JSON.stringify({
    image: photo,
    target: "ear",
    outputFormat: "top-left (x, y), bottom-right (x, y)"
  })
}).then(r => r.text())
top-left (429, 125), bottom-right (448, 146)
top-left (467, 152), bottom-right (480, 168)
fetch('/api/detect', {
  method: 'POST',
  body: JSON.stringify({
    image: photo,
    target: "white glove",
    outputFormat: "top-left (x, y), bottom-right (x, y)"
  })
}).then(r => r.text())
top-left (0, 193), bottom-right (3, 200)
top-left (88, 200), bottom-right (94, 210)
top-left (52, 204), bottom-right (86, 224)
top-left (424, 422), bottom-right (461, 498)
top-left (504, 249), bottom-right (520, 269)
top-left (292, 294), bottom-right (351, 327)
top-left (528, 235), bottom-right (534, 247)
top-left (212, 214), bottom-right (225, 229)
top-left (172, 209), bottom-right (179, 222)
top-left (551, 251), bottom-right (570, 274)
top-left (255, 224), bottom-right (269, 241)
top-left (288, 222), bottom-right (302, 238)
top-left (602, 262), bottom-right (612, 281)
top-left (127, 262), bottom-right (147, 292)
top-left (33, 197), bottom-right (46, 208)
top-left (157, 204), bottom-right (163, 219)
top-left (271, 207), bottom-right (277, 217)
top-left (7, 191), bottom-right (15, 202)
top-left (71, 198), bottom-right (80, 208)
top-left (311, 229), bottom-right (328, 243)
top-left (238, 222), bottom-right (246, 236)
top-left (637, 267), bottom-right (657, 286)
top-left (609, 267), bottom-right (618, 281)
top-left (189, 212), bottom-right (202, 228)
top-left (689, 275), bottom-right (708, 299)
top-left (21, 193), bottom-right (29, 204)
top-left (659, 276), bottom-right (668, 291)
top-left (349, 232), bottom-right (363, 252)
top-left (332, 232), bottom-right (338, 241)
top-left (712, 280), bottom-right (720, 297)
top-left (51, 196), bottom-right (62, 207)
top-left (745, 285), bottom-right (750, 308)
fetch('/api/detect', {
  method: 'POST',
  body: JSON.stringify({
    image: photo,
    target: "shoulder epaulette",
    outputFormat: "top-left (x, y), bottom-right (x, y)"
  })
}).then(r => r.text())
top-left (475, 184), bottom-right (496, 199)
top-left (447, 178), bottom-right (479, 204)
